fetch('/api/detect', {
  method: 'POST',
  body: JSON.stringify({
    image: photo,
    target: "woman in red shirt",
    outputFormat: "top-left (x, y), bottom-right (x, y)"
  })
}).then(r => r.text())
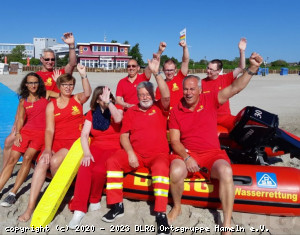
top-left (68, 86), bottom-right (123, 229)
top-left (19, 64), bottom-right (92, 222)
top-left (0, 73), bottom-right (48, 207)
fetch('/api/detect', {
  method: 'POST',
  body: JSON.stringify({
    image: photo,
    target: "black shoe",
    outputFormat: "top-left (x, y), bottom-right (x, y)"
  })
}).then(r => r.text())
top-left (102, 202), bottom-right (124, 222)
top-left (1, 193), bottom-right (16, 207)
top-left (156, 213), bottom-right (170, 235)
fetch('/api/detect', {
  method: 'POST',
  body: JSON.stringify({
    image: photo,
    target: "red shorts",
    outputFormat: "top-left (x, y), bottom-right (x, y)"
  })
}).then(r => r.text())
top-left (170, 149), bottom-right (230, 178)
top-left (52, 139), bottom-right (77, 153)
top-left (12, 129), bottom-right (44, 153)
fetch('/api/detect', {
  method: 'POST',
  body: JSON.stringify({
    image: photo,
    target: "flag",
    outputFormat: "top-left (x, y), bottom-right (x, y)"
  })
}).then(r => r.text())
top-left (180, 28), bottom-right (186, 41)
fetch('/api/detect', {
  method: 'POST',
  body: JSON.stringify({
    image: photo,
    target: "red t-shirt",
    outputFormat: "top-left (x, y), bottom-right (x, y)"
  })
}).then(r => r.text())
top-left (121, 101), bottom-right (169, 157)
top-left (22, 97), bottom-right (48, 131)
top-left (52, 95), bottom-right (83, 140)
top-left (201, 72), bottom-right (235, 116)
top-left (155, 70), bottom-right (186, 109)
top-left (37, 68), bottom-right (65, 93)
top-left (168, 92), bottom-right (220, 152)
top-left (116, 73), bottom-right (149, 105)
top-left (86, 106), bottom-right (122, 150)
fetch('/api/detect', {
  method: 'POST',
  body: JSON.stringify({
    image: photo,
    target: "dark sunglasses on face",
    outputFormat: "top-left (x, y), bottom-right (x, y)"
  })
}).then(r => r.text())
top-left (127, 64), bottom-right (137, 68)
top-left (43, 58), bottom-right (55, 62)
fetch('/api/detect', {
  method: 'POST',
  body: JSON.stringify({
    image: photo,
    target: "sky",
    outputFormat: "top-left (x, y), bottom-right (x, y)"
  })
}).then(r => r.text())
top-left (1, 0), bottom-right (300, 63)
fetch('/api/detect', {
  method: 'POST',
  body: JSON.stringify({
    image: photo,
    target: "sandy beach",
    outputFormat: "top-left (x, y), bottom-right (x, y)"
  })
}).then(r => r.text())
top-left (0, 72), bottom-right (300, 235)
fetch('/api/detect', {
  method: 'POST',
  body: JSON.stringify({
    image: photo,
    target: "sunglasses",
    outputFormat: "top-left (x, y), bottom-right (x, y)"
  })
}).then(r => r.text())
top-left (43, 58), bottom-right (55, 62)
top-left (127, 64), bottom-right (137, 68)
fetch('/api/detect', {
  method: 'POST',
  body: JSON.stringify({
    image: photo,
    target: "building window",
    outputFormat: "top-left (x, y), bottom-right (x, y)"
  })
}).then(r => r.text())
top-left (120, 48), bottom-right (124, 52)
top-left (83, 47), bottom-right (88, 51)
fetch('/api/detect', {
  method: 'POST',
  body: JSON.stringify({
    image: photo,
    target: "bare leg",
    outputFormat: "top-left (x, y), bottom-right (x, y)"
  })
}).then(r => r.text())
top-left (167, 159), bottom-right (187, 223)
top-left (1, 132), bottom-right (15, 173)
top-left (18, 159), bottom-right (49, 222)
top-left (10, 148), bottom-right (38, 195)
top-left (0, 150), bottom-right (21, 192)
top-left (211, 160), bottom-right (234, 235)
top-left (49, 148), bottom-right (68, 176)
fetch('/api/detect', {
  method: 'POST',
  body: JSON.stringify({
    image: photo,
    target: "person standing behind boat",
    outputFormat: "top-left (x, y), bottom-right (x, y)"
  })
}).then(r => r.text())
top-left (167, 53), bottom-right (263, 234)
top-left (18, 64), bottom-right (92, 222)
top-left (201, 38), bottom-right (247, 131)
top-left (155, 40), bottom-right (189, 109)
top-left (1, 32), bottom-right (77, 173)
top-left (0, 73), bottom-right (48, 207)
top-left (102, 56), bottom-right (172, 235)
top-left (68, 86), bottom-right (123, 229)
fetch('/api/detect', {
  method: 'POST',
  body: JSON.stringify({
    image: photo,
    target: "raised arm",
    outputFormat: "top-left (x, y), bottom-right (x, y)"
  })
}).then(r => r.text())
top-left (75, 63), bottom-right (92, 104)
top-left (144, 42), bottom-right (167, 79)
top-left (233, 38), bottom-right (247, 78)
top-left (179, 40), bottom-right (189, 76)
top-left (100, 86), bottom-right (123, 123)
top-left (219, 52), bottom-right (263, 105)
top-left (148, 56), bottom-right (170, 110)
top-left (62, 32), bottom-right (77, 74)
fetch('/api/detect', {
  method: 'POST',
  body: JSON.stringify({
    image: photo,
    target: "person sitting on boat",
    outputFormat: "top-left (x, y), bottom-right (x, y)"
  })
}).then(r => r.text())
top-left (68, 86), bottom-right (123, 229)
top-left (18, 64), bottom-right (92, 222)
top-left (1, 32), bottom-right (77, 175)
top-left (102, 56), bottom-right (172, 235)
top-left (167, 53), bottom-right (263, 234)
top-left (201, 38), bottom-right (247, 131)
top-left (0, 73), bottom-right (49, 207)
top-left (155, 40), bottom-right (189, 109)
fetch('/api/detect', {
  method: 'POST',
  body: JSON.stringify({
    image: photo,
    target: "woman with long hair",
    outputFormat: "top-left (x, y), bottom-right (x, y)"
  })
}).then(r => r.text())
top-left (18, 64), bottom-right (92, 222)
top-left (68, 86), bottom-right (123, 229)
top-left (0, 73), bottom-right (48, 206)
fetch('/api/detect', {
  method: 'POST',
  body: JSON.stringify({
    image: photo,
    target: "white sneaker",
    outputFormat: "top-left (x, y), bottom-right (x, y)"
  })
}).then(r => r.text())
top-left (88, 202), bottom-right (101, 212)
top-left (69, 210), bottom-right (86, 229)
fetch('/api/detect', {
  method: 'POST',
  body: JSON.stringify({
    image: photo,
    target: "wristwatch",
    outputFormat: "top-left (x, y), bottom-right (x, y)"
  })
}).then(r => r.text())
top-left (154, 71), bottom-right (162, 77)
top-left (245, 67), bottom-right (258, 75)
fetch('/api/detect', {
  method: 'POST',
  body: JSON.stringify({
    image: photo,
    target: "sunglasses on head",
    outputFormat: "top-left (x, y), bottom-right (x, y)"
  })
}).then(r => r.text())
top-left (127, 64), bottom-right (137, 68)
top-left (43, 58), bottom-right (55, 62)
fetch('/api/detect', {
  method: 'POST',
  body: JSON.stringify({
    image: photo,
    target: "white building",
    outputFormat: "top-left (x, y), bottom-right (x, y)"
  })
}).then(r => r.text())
top-left (0, 43), bottom-right (34, 58)
top-left (33, 37), bottom-right (57, 58)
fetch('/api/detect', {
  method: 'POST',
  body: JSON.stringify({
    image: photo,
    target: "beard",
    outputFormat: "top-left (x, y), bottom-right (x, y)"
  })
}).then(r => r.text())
top-left (139, 99), bottom-right (153, 109)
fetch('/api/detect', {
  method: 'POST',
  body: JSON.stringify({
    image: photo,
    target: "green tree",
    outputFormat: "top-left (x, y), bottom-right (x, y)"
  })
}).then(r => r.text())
top-left (29, 58), bottom-right (41, 66)
top-left (123, 40), bottom-right (129, 45)
top-left (111, 40), bottom-right (118, 43)
top-left (7, 45), bottom-right (26, 64)
top-left (56, 54), bottom-right (69, 67)
top-left (271, 60), bottom-right (288, 67)
top-left (128, 43), bottom-right (144, 66)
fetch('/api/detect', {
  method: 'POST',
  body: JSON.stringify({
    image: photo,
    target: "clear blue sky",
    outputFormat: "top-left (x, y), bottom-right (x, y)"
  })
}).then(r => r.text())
top-left (2, 0), bottom-right (299, 63)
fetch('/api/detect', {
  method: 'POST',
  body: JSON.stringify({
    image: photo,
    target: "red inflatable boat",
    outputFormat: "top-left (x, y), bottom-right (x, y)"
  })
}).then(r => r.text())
top-left (122, 164), bottom-right (300, 216)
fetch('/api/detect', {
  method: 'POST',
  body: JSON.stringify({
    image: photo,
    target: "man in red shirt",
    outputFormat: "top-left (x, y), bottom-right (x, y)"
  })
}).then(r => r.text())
top-left (201, 38), bottom-right (247, 131)
top-left (102, 56), bottom-right (172, 234)
top-left (168, 53), bottom-right (262, 233)
top-left (37, 32), bottom-right (77, 95)
top-left (115, 58), bottom-right (152, 109)
top-left (155, 40), bottom-right (189, 109)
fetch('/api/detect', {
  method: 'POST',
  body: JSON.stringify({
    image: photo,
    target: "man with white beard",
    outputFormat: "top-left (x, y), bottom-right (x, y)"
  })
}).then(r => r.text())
top-left (102, 55), bottom-right (172, 235)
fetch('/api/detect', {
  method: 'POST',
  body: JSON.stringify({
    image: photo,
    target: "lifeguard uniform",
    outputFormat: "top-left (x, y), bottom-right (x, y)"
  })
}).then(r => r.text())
top-left (116, 73), bottom-right (150, 105)
top-left (37, 69), bottom-right (65, 93)
top-left (155, 70), bottom-right (186, 109)
top-left (106, 102), bottom-right (170, 212)
top-left (201, 72), bottom-right (236, 131)
top-left (168, 92), bottom-right (230, 178)
top-left (69, 106), bottom-right (122, 213)
top-left (12, 97), bottom-right (48, 153)
top-left (52, 95), bottom-right (83, 152)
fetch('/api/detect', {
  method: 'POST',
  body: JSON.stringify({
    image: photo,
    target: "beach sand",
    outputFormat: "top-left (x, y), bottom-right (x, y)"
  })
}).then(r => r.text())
top-left (0, 72), bottom-right (300, 234)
